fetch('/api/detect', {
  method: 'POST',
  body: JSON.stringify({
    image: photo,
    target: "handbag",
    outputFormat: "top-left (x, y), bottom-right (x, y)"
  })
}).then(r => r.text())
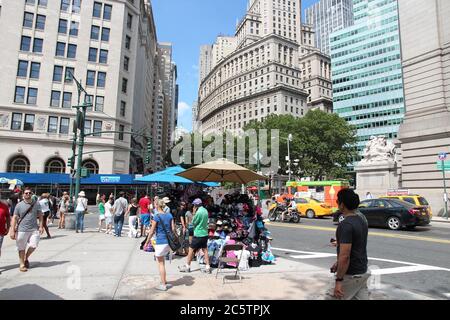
top-left (158, 215), bottom-right (181, 252)
top-left (14, 201), bottom-right (36, 238)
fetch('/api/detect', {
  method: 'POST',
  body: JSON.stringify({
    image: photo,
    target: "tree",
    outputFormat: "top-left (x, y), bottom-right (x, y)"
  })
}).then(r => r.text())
top-left (245, 110), bottom-right (357, 180)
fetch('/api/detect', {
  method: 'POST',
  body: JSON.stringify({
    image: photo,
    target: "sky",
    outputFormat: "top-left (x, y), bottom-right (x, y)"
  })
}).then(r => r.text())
top-left (152, 0), bottom-right (320, 131)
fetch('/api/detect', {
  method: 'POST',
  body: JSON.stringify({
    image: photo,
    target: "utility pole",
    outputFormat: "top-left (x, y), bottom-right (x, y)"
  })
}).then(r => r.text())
top-left (287, 134), bottom-right (293, 182)
top-left (438, 153), bottom-right (448, 219)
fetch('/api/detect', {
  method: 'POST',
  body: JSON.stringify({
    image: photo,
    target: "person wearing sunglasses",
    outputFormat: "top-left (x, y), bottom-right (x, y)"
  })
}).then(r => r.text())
top-left (10, 187), bottom-right (44, 272)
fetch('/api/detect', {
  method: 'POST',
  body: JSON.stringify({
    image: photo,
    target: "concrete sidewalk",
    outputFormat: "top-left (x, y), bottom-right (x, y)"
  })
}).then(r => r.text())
top-left (0, 226), bottom-right (436, 300)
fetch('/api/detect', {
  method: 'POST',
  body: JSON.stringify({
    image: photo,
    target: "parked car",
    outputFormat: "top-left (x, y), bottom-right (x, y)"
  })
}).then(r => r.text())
top-left (295, 197), bottom-right (333, 219)
top-left (333, 198), bottom-right (431, 230)
top-left (380, 195), bottom-right (433, 217)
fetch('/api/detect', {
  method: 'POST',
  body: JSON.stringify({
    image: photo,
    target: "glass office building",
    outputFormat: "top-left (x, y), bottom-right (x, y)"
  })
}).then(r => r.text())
top-left (330, 0), bottom-right (405, 159)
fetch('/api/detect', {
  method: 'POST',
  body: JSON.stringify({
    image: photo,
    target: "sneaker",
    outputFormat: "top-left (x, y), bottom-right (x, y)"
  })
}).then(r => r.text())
top-left (166, 283), bottom-right (173, 289)
top-left (178, 265), bottom-right (191, 273)
top-left (201, 267), bottom-right (212, 274)
top-left (155, 284), bottom-right (167, 291)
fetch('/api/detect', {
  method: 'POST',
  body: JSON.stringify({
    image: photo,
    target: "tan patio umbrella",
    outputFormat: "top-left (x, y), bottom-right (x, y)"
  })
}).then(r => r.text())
top-left (176, 158), bottom-right (266, 184)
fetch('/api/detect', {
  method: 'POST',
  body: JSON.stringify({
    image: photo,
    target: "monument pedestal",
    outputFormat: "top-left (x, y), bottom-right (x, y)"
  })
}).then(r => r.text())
top-left (355, 161), bottom-right (400, 198)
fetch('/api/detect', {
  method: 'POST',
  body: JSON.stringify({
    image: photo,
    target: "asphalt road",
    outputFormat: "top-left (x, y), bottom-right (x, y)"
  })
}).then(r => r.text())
top-left (266, 217), bottom-right (450, 300)
top-left (82, 208), bottom-right (450, 299)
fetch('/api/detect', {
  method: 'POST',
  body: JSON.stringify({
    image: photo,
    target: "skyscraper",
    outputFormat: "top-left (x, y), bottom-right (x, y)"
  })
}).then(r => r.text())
top-left (305, 0), bottom-right (354, 56)
top-left (330, 0), bottom-right (405, 159)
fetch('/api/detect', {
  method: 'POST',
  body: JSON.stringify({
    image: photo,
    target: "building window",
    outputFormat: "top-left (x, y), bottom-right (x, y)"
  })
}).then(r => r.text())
top-left (60, 117), bottom-right (70, 134)
top-left (82, 160), bottom-right (99, 174)
top-left (127, 13), bottom-right (132, 29)
top-left (53, 65), bottom-right (63, 82)
top-left (72, 0), bottom-right (81, 13)
top-left (33, 38), bottom-right (43, 53)
top-left (23, 12), bottom-right (34, 28)
top-left (27, 88), bottom-right (38, 104)
top-left (14, 86), bottom-right (26, 103)
top-left (65, 67), bottom-right (74, 83)
top-left (122, 78), bottom-right (128, 93)
top-left (48, 116), bottom-right (58, 133)
top-left (119, 124), bottom-right (124, 140)
top-left (26, 0), bottom-right (36, 4)
top-left (88, 47), bottom-right (97, 62)
top-left (125, 35), bottom-right (131, 49)
top-left (93, 120), bottom-right (102, 136)
top-left (35, 14), bottom-right (46, 30)
top-left (51, 90), bottom-right (61, 107)
top-left (120, 101), bottom-right (126, 116)
top-left (17, 60), bottom-right (28, 77)
top-left (103, 4), bottom-right (112, 20)
top-left (123, 56), bottom-right (129, 71)
top-left (86, 70), bottom-right (95, 86)
top-left (84, 120), bottom-right (92, 135)
top-left (97, 72), bottom-right (106, 87)
top-left (85, 94), bottom-right (93, 110)
top-left (45, 158), bottom-right (66, 173)
top-left (95, 96), bottom-right (104, 111)
top-left (38, 0), bottom-right (48, 6)
top-left (91, 25), bottom-right (100, 40)
top-left (93, 2), bottom-right (102, 18)
top-left (62, 92), bottom-right (72, 108)
top-left (20, 36), bottom-right (31, 51)
top-left (101, 27), bottom-right (110, 42)
top-left (58, 19), bottom-right (68, 34)
top-left (60, 0), bottom-right (70, 11)
top-left (7, 156), bottom-right (30, 173)
top-left (67, 44), bottom-right (77, 58)
top-left (30, 62), bottom-right (40, 79)
top-left (56, 42), bottom-right (65, 56)
top-left (24, 114), bottom-right (35, 131)
top-left (99, 49), bottom-right (108, 63)
top-left (70, 21), bottom-right (79, 36)
top-left (11, 113), bottom-right (22, 130)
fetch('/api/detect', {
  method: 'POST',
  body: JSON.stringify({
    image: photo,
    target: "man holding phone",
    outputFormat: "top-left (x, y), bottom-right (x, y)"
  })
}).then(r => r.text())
top-left (328, 188), bottom-right (369, 300)
top-left (10, 187), bottom-right (44, 272)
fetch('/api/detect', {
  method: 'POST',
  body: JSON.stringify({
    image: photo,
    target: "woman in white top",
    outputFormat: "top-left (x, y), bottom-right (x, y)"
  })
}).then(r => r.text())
top-left (39, 193), bottom-right (51, 238)
top-left (75, 191), bottom-right (88, 233)
top-left (104, 196), bottom-right (114, 234)
top-left (58, 193), bottom-right (69, 229)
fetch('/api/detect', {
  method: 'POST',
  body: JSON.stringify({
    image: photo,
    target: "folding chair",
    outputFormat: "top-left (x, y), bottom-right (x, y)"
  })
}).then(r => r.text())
top-left (215, 243), bottom-right (244, 283)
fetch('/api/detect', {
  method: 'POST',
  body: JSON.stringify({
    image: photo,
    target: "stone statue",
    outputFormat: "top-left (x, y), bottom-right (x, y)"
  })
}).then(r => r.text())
top-left (361, 135), bottom-right (397, 164)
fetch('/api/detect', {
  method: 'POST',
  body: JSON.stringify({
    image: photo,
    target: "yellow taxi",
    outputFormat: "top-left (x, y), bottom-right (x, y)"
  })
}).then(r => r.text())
top-left (295, 198), bottom-right (333, 219)
top-left (380, 195), bottom-right (433, 217)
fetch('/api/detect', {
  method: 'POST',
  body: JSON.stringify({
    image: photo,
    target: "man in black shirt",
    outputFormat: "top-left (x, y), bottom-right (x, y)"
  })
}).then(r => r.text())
top-left (329, 188), bottom-right (370, 300)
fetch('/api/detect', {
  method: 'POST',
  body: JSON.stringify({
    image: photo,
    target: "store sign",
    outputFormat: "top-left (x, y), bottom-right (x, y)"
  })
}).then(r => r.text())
top-left (100, 176), bottom-right (121, 183)
top-left (387, 189), bottom-right (409, 196)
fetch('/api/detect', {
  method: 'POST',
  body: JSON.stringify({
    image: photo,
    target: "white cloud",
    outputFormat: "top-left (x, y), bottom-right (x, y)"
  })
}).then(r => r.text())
top-left (177, 101), bottom-right (193, 131)
top-left (178, 101), bottom-right (191, 113)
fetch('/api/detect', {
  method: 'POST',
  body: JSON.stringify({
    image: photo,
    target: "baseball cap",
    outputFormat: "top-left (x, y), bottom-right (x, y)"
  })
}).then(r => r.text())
top-left (192, 198), bottom-right (202, 206)
top-left (162, 197), bottom-right (171, 204)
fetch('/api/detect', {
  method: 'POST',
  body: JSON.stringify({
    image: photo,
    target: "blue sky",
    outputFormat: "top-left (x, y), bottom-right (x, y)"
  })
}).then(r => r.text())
top-left (152, 0), bottom-right (320, 131)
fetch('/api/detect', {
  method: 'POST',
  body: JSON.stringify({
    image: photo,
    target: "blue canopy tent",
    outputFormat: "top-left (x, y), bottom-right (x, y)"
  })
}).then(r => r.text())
top-left (135, 166), bottom-right (219, 187)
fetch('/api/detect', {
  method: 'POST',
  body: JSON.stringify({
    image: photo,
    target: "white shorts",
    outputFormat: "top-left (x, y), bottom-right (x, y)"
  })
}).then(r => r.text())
top-left (16, 230), bottom-right (40, 251)
top-left (99, 214), bottom-right (105, 221)
top-left (154, 244), bottom-right (170, 257)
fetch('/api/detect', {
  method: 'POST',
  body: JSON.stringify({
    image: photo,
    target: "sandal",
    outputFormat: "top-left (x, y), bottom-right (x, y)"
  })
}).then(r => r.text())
top-left (19, 266), bottom-right (28, 272)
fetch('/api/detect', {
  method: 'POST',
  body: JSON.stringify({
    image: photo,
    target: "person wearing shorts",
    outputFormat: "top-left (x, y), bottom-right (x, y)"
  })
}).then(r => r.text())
top-left (0, 200), bottom-right (11, 270)
top-left (179, 198), bottom-right (211, 274)
top-left (138, 194), bottom-right (151, 237)
top-left (144, 199), bottom-right (175, 291)
top-left (10, 188), bottom-right (44, 272)
top-left (98, 194), bottom-right (106, 232)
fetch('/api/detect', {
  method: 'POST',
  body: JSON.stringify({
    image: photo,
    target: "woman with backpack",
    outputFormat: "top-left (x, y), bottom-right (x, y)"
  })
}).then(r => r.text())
top-left (144, 199), bottom-right (175, 292)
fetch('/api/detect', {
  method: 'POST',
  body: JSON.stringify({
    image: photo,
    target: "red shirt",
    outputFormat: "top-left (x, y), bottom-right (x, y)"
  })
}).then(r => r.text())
top-left (0, 202), bottom-right (9, 235)
top-left (139, 197), bottom-right (151, 214)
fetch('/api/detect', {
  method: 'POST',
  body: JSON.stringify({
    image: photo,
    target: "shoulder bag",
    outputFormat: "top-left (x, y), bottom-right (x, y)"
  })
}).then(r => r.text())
top-left (158, 215), bottom-right (181, 252)
top-left (13, 201), bottom-right (36, 239)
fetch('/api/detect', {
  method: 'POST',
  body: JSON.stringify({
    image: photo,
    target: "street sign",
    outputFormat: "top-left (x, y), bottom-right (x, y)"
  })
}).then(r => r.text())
top-left (437, 161), bottom-right (450, 171)
top-left (439, 153), bottom-right (447, 161)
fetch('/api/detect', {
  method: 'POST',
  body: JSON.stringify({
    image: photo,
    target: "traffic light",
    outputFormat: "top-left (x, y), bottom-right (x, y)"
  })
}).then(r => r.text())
top-left (145, 139), bottom-right (152, 164)
top-left (68, 155), bottom-right (75, 168)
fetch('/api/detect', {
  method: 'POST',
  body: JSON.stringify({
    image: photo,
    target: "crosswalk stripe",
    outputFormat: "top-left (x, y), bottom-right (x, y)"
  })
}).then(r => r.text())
top-left (370, 265), bottom-right (449, 275)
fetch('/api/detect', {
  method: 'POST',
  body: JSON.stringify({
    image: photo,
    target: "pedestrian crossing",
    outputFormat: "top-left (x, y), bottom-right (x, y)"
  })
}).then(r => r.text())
top-left (271, 247), bottom-right (450, 276)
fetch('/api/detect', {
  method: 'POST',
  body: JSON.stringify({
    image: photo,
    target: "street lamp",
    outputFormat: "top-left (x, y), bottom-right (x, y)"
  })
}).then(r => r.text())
top-left (287, 133), bottom-right (293, 182)
top-left (65, 70), bottom-right (92, 205)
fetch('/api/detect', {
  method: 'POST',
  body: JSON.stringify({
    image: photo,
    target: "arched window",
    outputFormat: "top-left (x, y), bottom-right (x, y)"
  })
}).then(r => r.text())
top-left (45, 158), bottom-right (66, 173)
top-left (7, 156), bottom-right (30, 173)
top-left (82, 159), bottom-right (99, 174)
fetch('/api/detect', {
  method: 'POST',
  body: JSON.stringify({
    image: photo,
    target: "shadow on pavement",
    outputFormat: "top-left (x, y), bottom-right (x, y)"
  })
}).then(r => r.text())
top-left (0, 284), bottom-right (64, 300)
top-left (168, 275), bottom-right (195, 287)
top-left (40, 234), bottom-right (67, 240)
top-left (0, 260), bottom-right (70, 273)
